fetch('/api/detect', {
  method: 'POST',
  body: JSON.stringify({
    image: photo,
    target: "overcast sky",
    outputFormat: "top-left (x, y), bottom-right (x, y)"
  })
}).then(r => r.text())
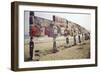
top-left (24, 11), bottom-right (91, 35)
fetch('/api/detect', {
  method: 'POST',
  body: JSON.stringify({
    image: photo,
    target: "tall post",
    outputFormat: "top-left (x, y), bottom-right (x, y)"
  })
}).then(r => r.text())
top-left (52, 16), bottom-right (58, 53)
top-left (64, 24), bottom-right (69, 47)
top-left (73, 29), bottom-right (76, 45)
top-left (29, 11), bottom-right (34, 60)
top-left (78, 28), bottom-right (81, 44)
top-left (66, 20), bottom-right (69, 45)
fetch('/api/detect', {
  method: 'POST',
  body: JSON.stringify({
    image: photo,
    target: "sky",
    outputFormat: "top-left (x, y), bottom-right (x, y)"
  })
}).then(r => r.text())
top-left (24, 11), bottom-right (91, 35)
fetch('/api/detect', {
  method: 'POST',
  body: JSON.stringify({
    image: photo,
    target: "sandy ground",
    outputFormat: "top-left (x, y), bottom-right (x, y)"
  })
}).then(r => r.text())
top-left (40, 41), bottom-right (90, 61)
top-left (24, 38), bottom-right (90, 61)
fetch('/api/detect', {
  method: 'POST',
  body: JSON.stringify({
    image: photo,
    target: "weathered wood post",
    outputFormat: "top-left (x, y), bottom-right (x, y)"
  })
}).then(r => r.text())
top-left (78, 27), bottom-right (81, 43)
top-left (52, 16), bottom-right (58, 53)
top-left (66, 20), bottom-right (69, 45)
top-left (29, 11), bottom-right (34, 60)
top-left (73, 29), bottom-right (76, 45)
top-left (29, 37), bottom-right (34, 60)
top-left (64, 24), bottom-right (69, 47)
top-left (53, 34), bottom-right (57, 53)
top-left (81, 33), bottom-right (84, 43)
top-left (78, 34), bottom-right (81, 43)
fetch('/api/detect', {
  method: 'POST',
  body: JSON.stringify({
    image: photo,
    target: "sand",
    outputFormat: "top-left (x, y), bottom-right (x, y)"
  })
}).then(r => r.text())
top-left (24, 38), bottom-right (90, 61)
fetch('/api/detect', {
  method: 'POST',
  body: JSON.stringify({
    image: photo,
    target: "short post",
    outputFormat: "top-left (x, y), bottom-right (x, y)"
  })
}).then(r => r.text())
top-left (73, 35), bottom-right (76, 45)
top-left (29, 37), bottom-right (34, 60)
top-left (64, 27), bottom-right (69, 46)
top-left (78, 34), bottom-right (81, 43)
top-left (53, 36), bottom-right (57, 53)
